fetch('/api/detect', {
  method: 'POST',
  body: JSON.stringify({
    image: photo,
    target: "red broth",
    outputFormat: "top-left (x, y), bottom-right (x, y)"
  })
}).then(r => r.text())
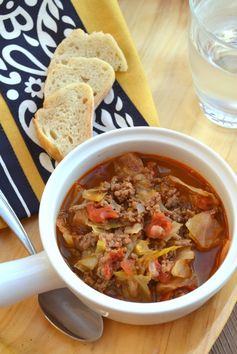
top-left (57, 153), bottom-right (229, 302)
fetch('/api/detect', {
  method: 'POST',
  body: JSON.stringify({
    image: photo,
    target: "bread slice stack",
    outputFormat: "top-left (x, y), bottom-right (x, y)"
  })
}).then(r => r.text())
top-left (34, 29), bottom-right (127, 161)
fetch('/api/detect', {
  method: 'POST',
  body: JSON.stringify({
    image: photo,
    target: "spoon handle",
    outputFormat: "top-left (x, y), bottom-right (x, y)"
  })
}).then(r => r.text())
top-left (0, 190), bottom-right (36, 255)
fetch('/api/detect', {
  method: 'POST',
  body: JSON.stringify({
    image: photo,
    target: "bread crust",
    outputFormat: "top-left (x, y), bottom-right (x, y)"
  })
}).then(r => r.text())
top-left (48, 29), bottom-right (128, 72)
top-left (34, 83), bottom-right (94, 161)
top-left (34, 112), bottom-right (63, 161)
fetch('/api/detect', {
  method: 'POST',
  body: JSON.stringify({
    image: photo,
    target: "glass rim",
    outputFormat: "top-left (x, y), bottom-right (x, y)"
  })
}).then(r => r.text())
top-left (189, 0), bottom-right (237, 50)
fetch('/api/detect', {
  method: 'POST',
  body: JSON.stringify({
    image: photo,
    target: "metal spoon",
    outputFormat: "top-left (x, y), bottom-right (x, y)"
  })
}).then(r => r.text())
top-left (0, 190), bottom-right (103, 342)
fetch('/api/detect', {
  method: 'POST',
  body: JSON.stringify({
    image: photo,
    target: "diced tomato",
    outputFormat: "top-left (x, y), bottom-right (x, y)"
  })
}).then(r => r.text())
top-left (102, 249), bottom-right (124, 280)
top-left (158, 271), bottom-right (171, 284)
top-left (146, 224), bottom-right (164, 239)
top-left (110, 248), bottom-right (124, 262)
top-left (86, 204), bottom-right (119, 223)
top-left (145, 212), bottom-right (172, 239)
top-left (151, 260), bottom-right (171, 283)
top-left (102, 263), bottom-right (113, 280)
top-left (153, 212), bottom-right (172, 233)
top-left (120, 259), bottom-right (135, 276)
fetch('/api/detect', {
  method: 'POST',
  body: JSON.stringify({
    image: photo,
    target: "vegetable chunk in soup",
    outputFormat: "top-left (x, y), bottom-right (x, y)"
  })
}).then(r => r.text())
top-left (56, 153), bottom-right (229, 302)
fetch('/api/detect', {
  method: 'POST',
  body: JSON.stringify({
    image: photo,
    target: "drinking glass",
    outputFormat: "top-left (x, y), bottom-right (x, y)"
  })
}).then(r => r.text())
top-left (189, 0), bottom-right (237, 128)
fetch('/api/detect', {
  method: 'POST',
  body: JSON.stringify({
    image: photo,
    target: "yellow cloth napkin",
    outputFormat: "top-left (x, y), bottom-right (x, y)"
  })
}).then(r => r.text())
top-left (0, 0), bottom-right (159, 228)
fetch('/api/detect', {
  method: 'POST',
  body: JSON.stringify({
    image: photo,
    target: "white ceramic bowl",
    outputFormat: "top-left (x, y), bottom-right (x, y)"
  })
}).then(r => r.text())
top-left (38, 127), bottom-right (237, 325)
top-left (1, 127), bottom-right (236, 325)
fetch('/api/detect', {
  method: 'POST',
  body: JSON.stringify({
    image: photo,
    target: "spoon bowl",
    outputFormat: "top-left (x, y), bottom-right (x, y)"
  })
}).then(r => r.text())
top-left (38, 288), bottom-right (103, 341)
top-left (0, 190), bottom-right (103, 342)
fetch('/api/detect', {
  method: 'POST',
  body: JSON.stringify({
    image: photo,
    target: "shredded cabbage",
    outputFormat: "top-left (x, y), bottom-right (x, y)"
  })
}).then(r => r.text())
top-left (186, 211), bottom-right (222, 249)
top-left (145, 245), bottom-right (180, 260)
top-left (56, 217), bottom-right (74, 247)
top-left (157, 276), bottom-right (197, 293)
top-left (139, 246), bottom-right (181, 273)
top-left (176, 247), bottom-right (195, 260)
top-left (168, 175), bottom-right (218, 203)
top-left (62, 231), bottom-right (74, 247)
top-left (72, 209), bottom-right (88, 226)
top-left (96, 239), bottom-right (106, 252)
top-left (171, 259), bottom-right (192, 278)
top-left (134, 173), bottom-right (151, 188)
top-left (114, 271), bottom-right (151, 299)
top-left (136, 188), bottom-right (157, 203)
top-left (124, 223), bottom-right (143, 234)
top-left (114, 270), bottom-right (130, 280)
top-left (148, 260), bottom-right (159, 278)
top-left (74, 255), bottom-right (98, 271)
top-left (82, 188), bottom-right (107, 202)
top-left (136, 202), bottom-right (145, 214)
top-left (134, 274), bottom-right (151, 298)
top-left (134, 240), bottom-right (150, 256)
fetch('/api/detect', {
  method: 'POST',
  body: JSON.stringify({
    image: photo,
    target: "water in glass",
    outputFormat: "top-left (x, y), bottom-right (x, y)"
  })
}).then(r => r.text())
top-left (189, 0), bottom-right (237, 128)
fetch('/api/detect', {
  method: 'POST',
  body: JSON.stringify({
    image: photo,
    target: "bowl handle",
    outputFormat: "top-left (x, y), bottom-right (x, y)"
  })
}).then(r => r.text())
top-left (0, 251), bottom-right (64, 307)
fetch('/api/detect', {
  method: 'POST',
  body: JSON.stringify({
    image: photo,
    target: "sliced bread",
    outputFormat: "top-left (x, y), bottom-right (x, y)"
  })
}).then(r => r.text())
top-left (49, 29), bottom-right (128, 72)
top-left (34, 82), bottom-right (94, 161)
top-left (44, 57), bottom-right (115, 107)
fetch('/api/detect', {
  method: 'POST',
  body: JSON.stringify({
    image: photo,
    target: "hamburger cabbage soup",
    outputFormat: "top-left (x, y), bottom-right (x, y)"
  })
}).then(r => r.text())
top-left (56, 153), bottom-right (229, 302)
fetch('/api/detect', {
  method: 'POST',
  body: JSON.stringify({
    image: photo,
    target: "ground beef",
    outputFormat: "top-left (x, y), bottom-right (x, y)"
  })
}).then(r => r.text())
top-left (73, 232), bottom-right (97, 251)
top-left (111, 176), bottom-right (136, 203)
top-left (164, 207), bottom-right (196, 223)
top-left (145, 192), bottom-right (161, 213)
top-left (82, 270), bottom-right (113, 293)
top-left (99, 231), bottom-right (133, 250)
top-left (160, 179), bottom-right (179, 201)
top-left (160, 178), bottom-right (197, 222)
top-left (121, 208), bottom-right (142, 223)
top-left (101, 194), bottom-right (123, 212)
top-left (165, 193), bottom-right (181, 209)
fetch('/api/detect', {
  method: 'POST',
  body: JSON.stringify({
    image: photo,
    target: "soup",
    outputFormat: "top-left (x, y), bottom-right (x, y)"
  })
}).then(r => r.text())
top-left (56, 152), bottom-right (229, 302)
